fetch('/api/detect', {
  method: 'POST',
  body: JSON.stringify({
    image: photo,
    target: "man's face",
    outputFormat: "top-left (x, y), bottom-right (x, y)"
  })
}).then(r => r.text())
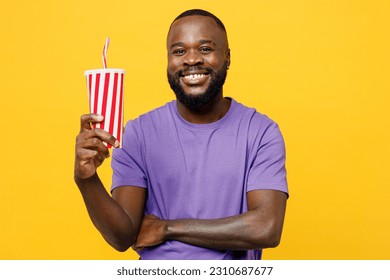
top-left (167, 16), bottom-right (230, 110)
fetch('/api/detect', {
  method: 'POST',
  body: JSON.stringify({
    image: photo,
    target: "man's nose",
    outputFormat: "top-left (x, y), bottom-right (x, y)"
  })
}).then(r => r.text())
top-left (183, 50), bottom-right (203, 66)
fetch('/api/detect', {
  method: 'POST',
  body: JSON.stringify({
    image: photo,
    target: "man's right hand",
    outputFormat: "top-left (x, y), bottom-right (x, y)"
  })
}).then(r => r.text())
top-left (74, 114), bottom-right (120, 182)
top-left (73, 114), bottom-right (144, 252)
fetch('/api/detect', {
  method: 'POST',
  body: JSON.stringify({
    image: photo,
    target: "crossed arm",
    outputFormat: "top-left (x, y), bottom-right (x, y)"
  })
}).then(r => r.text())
top-left (77, 179), bottom-right (286, 252)
top-left (75, 114), bottom-right (287, 253)
top-left (121, 187), bottom-right (287, 251)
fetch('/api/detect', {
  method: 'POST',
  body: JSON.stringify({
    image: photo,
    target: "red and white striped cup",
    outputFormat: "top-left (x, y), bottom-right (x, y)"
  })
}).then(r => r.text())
top-left (85, 68), bottom-right (125, 148)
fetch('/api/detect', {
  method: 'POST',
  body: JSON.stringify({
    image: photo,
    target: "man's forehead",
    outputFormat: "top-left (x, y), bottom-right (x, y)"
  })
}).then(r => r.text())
top-left (167, 15), bottom-right (227, 45)
top-left (170, 15), bottom-right (219, 28)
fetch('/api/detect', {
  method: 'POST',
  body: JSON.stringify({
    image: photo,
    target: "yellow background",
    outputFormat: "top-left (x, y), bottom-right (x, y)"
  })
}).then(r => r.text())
top-left (1, 0), bottom-right (389, 260)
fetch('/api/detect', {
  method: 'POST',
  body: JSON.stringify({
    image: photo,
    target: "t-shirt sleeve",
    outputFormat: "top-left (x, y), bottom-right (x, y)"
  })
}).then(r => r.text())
top-left (111, 120), bottom-right (148, 191)
top-left (247, 121), bottom-right (288, 196)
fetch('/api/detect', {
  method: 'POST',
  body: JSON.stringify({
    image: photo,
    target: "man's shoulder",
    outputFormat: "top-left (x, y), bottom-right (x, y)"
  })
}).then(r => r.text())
top-left (232, 98), bottom-right (276, 127)
top-left (140, 100), bottom-right (174, 118)
top-left (126, 100), bottom-right (175, 127)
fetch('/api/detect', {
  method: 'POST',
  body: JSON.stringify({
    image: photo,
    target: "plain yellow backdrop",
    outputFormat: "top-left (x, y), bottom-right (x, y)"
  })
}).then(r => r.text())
top-left (1, 0), bottom-right (389, 260)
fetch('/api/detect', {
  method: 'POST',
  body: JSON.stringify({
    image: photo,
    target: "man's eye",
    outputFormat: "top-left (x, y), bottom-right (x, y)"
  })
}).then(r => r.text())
top-left (199, 47), bottom-right (212, 53)
top-left (172, 49), bottom-right (185, 55)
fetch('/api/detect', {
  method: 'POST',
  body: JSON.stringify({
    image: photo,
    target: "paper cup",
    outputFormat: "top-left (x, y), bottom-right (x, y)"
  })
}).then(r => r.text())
top-left (85, 68), bottom-right (125, 148)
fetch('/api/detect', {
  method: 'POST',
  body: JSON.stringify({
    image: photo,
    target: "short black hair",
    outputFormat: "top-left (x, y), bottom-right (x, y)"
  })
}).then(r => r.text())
top-left (171, 9), bottom-right (226, 32)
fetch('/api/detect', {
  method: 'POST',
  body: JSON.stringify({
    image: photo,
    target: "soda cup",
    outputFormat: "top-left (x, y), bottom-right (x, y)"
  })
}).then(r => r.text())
top-left (85, 68), bottom-right (125, 148)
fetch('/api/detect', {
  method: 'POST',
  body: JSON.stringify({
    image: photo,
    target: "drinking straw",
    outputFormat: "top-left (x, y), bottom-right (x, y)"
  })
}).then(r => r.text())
top-left (102, 37), bottom-right (110, 69)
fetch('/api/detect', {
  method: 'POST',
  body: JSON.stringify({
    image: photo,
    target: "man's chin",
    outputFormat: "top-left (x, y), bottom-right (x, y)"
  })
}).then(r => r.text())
top-left (179, 81), bottom-right (209, 96)
top-left (181, 89), bottom-right (207, 97)
top-left (175, 90), bottom-right (218, 110)
top-left (169, 72), bottom-right (226, 110)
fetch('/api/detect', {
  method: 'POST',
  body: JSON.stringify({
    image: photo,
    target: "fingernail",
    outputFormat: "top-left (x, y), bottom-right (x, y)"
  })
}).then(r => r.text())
top-left (114, 140), bottom-right (120, 148)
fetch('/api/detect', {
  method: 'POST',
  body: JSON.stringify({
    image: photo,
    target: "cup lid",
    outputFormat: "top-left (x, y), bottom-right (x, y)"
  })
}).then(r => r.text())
top-left (84, 68), bottom-right (126, 76)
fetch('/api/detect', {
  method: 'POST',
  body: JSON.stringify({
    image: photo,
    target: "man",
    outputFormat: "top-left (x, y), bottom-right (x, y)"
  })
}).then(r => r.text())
top-left (74, 9), bottom-right (288, 260)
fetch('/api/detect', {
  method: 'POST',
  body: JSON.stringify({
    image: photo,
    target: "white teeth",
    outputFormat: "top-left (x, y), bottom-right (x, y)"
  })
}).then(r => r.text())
top-left (184, 74), bottom-right (205, 80)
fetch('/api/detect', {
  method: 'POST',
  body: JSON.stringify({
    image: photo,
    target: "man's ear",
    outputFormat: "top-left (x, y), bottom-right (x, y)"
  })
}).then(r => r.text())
top-left (226, 49), bottom-right (231, 69)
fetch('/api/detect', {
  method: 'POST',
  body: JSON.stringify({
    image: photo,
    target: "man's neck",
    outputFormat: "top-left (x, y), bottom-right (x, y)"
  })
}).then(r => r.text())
top-left (177, 95), bottom-right (231, 124)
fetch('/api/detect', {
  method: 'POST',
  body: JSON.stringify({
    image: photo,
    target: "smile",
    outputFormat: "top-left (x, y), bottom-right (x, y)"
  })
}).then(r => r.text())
top-left (180, 73), bottom-right (209, 86)
top-left (183, 74), bottom-right (207, 81)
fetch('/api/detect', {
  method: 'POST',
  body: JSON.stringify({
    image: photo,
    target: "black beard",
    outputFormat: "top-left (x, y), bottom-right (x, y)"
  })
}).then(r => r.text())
top-left (167, 64), bottom-right (227, 111)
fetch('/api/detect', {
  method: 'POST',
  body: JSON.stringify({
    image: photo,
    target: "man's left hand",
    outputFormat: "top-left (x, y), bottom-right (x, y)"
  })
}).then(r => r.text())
top-left (132, 214), bottom-right (166, 251)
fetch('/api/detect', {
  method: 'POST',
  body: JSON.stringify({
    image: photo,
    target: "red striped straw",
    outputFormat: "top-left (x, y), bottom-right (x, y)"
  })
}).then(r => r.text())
top-left (102, 37), bottom-right (110, 69)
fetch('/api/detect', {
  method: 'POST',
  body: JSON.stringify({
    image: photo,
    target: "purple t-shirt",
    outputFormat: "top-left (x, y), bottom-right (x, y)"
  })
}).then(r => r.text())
top-left (111, 98), bottom-right (288, 260)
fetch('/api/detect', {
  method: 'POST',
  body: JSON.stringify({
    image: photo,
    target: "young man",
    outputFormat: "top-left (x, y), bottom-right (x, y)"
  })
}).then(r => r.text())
top-left (74, 9), bottom-right (288, 260)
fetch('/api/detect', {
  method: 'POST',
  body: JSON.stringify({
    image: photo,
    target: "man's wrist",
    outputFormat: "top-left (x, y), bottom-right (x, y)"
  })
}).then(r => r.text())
top-left (74, 172), bottom-right (99, 189)
top-left (164, 219), bottom-right (174, 240)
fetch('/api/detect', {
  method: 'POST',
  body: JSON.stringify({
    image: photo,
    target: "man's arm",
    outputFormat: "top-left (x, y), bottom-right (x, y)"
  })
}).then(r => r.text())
top-left (133, 189), bottom-right (287, 250)
top-left (74, 114), bottom-right (146, 252)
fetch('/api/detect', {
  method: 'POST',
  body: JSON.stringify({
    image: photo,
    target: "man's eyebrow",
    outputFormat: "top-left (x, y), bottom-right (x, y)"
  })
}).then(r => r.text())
top-left (169, 40), bottom-right (216, 49)
top-left (169, 42), bottom-right (184, 49)
top-left (199, 40), bottom-right (215, 45)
